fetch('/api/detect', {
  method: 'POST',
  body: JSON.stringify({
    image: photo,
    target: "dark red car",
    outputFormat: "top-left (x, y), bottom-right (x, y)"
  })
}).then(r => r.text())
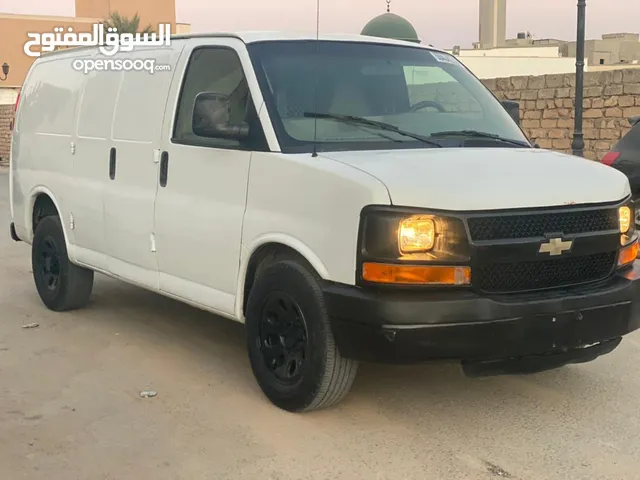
top-left (602, 116), bottom-right (640, 228)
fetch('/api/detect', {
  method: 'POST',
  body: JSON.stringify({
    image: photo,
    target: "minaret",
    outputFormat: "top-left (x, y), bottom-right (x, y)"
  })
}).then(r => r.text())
top-left (479, 0), bottom-right (507, 48)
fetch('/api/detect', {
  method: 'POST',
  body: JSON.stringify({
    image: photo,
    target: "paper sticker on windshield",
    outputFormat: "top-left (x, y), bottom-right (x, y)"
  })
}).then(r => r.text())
top-left (432, 52), bottom-right (459, 65)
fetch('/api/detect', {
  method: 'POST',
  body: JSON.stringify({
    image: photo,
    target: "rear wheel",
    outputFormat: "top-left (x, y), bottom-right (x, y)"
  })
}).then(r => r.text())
top-left (245, 259), bottom-right (358, 412)
top-left (32, 215), bottom-right (94, 311)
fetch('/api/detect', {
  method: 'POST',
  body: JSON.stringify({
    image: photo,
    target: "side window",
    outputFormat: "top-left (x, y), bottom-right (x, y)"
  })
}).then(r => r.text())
top-left (404, 66), bottom-right (482, 114)
top-left (173, 46), bottom-right (265, 149)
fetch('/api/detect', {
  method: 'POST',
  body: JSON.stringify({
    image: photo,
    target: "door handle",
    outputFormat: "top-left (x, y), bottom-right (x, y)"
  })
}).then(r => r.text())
top-left (159, 151), bottom-right (169, 187)
top-left (109, 147), bottom-right (116, 180)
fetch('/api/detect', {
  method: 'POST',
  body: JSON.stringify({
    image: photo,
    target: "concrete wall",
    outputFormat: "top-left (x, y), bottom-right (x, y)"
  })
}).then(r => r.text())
top-left (483, 68), bottom-right (640, 160)
top-left (99, 0), bottom-right (176, 33)
top-left (0, 104), bottom-right (13, 164)
top-left (445, 46), bottom-right (583, 79)
top-left (176, 23), bottom-right (191, 34)
top-left (563, 38), bottom-right (640, 66)
top-left (75, 0), bottom-right (111, 19)
top-left (0, 88), bottom-right (20, 106)
top-left (589, 64), bottom-right (640, 72)
top-left (453, 46), bottom-right (562, 58)
top-left (456, 56), bottom-right (578, 79)
top-left (74, 0), bottom-right (175, 33)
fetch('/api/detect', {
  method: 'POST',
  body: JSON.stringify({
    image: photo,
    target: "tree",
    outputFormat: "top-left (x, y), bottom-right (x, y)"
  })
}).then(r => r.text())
top-left (103, 12), bottom-right (153, 34)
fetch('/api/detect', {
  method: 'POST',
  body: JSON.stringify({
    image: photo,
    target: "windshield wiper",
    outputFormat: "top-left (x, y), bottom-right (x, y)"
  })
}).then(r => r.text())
top-left (303, 112), bottom-right (443, 148)
top-left (429, 130), bottom-right (531, 147)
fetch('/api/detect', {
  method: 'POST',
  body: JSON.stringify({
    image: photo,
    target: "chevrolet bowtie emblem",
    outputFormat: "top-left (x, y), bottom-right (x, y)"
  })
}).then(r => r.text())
top-left (539, 237), bottom-right (573, 256)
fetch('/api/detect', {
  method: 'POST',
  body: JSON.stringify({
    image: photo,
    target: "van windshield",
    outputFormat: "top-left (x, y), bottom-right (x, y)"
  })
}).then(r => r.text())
top-left (247, 40), bottom-right (531, 153)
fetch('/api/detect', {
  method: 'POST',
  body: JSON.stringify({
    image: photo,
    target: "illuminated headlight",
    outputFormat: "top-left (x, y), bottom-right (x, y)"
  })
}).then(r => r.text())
top-left (619, 205), bottom-right (632, 233)
top-left (399, 216), bottom-right (435, 253)
top-left (359, 210), bottom-right (469, 260)
top-left (358, 207), bottom-right (471, 286)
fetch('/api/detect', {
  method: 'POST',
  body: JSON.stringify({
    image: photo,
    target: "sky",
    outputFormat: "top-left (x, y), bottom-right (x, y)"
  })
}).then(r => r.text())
top-left (1, 0), bottom-right (639, 49)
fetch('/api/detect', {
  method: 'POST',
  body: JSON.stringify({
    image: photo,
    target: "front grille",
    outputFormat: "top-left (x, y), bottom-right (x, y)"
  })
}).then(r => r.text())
top-left (474, 252), bottom-right (616, 294)
top-left (468, 208), bottom-right (619, 241)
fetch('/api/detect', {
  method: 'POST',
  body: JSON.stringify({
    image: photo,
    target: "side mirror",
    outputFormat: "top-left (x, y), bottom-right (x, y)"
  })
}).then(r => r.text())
top-left (501, 100), bottom-right (520, 126)
top-left (192, 92), bottom-right (249, 140)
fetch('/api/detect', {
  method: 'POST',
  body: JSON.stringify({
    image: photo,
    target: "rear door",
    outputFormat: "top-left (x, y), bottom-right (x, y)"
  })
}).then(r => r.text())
top-left (72, 49), bottom-right (118, 270)
top-left (103, 46), bottom-right (184, 289)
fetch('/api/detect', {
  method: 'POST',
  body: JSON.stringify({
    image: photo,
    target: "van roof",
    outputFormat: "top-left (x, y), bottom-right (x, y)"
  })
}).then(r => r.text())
top-left (39, 30), bottom-right (445, 58)
top-left (175, 31), bottom-right (442, 50)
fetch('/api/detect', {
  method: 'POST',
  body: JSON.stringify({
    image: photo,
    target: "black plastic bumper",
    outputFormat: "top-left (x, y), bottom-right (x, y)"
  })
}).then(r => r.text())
top-left (323, 262), bottom-right (640, 374)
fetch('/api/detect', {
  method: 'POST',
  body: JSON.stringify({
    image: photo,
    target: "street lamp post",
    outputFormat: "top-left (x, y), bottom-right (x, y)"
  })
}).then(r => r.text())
top-left (572, 0), bottom-right (586, 157)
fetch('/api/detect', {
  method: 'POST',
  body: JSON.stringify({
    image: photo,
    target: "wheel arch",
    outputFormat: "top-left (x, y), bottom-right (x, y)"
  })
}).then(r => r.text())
top-left (27, 187), bottom-right (72, 254)
top-left (236, 235), bottom-right (331, 322)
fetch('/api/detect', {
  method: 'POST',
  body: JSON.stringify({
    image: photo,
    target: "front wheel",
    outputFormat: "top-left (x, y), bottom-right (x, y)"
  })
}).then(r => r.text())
top-left (245, 259), bottom-right (358, 412)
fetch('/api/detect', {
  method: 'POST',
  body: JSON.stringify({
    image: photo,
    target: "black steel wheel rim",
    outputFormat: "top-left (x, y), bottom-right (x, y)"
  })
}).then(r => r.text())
top-left (258, 292), bottom-right (308, 385)
top-left (38, 236), bottom-right (61, 292)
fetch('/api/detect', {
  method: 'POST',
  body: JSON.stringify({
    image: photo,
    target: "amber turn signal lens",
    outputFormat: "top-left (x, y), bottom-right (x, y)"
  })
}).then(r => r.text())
top-left (618, 241), bottom-right (639, 267)
top-left (362, 263), bottom-right (471, 285)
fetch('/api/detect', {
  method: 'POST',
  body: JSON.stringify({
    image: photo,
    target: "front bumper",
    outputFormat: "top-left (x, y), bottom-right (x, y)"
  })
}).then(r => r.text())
top-left (322, 262), bottom-right (640, 374)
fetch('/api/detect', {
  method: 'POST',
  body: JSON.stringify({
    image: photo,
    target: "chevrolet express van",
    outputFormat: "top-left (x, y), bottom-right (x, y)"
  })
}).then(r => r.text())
top-left (9, 32), bottom-right (640, 412)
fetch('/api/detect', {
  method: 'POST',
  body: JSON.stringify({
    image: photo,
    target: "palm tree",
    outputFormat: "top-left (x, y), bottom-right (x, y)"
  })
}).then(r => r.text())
top-left (103, 12), bottom-right (154, 34)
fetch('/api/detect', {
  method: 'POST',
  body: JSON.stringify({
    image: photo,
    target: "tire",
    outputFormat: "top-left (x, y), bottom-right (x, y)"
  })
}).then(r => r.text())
top-left (245, 259), bottom-right (358, 412)
top-left (31, 215), bottom-right (94, 311)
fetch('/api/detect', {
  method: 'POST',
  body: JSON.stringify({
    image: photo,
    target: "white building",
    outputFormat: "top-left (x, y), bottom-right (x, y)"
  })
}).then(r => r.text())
top-left (446, 45), bottom-right (580, 79)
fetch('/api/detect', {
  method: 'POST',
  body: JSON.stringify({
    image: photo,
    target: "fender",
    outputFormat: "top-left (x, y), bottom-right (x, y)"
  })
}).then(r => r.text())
top-left (26, 185), bottom-right (76, 262)
top-left (234, 233), bottom-right (331, 321)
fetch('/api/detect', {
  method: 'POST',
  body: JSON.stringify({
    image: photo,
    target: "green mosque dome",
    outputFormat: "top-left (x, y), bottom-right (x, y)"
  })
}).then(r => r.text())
top-left (361, 11), bottom-right (421, 44)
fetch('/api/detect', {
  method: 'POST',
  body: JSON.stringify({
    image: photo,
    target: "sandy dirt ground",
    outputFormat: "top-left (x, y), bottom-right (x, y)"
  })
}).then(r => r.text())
top-left (2, 171), bottom-right (640, 480)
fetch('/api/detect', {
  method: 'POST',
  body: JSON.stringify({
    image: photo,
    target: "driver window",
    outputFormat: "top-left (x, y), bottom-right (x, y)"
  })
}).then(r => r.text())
top-left (404, 66), bottom-right (482, 114)
top-left (173, 47), bottom-right (251, 148)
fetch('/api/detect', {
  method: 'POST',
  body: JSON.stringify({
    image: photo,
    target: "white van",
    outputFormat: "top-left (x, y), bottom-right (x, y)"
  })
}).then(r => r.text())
top-left (9, 32), bottom-right (640, 412)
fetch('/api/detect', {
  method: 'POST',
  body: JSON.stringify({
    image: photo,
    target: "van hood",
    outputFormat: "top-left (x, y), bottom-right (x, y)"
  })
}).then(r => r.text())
top-left (320, 148), bottom-right (631, 211)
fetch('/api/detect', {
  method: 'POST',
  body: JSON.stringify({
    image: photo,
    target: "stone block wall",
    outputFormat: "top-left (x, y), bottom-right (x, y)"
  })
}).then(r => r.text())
top-left (0, 104), bottom-right (13, 164)
top-left (482, 69), bottom-right (640, 160)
